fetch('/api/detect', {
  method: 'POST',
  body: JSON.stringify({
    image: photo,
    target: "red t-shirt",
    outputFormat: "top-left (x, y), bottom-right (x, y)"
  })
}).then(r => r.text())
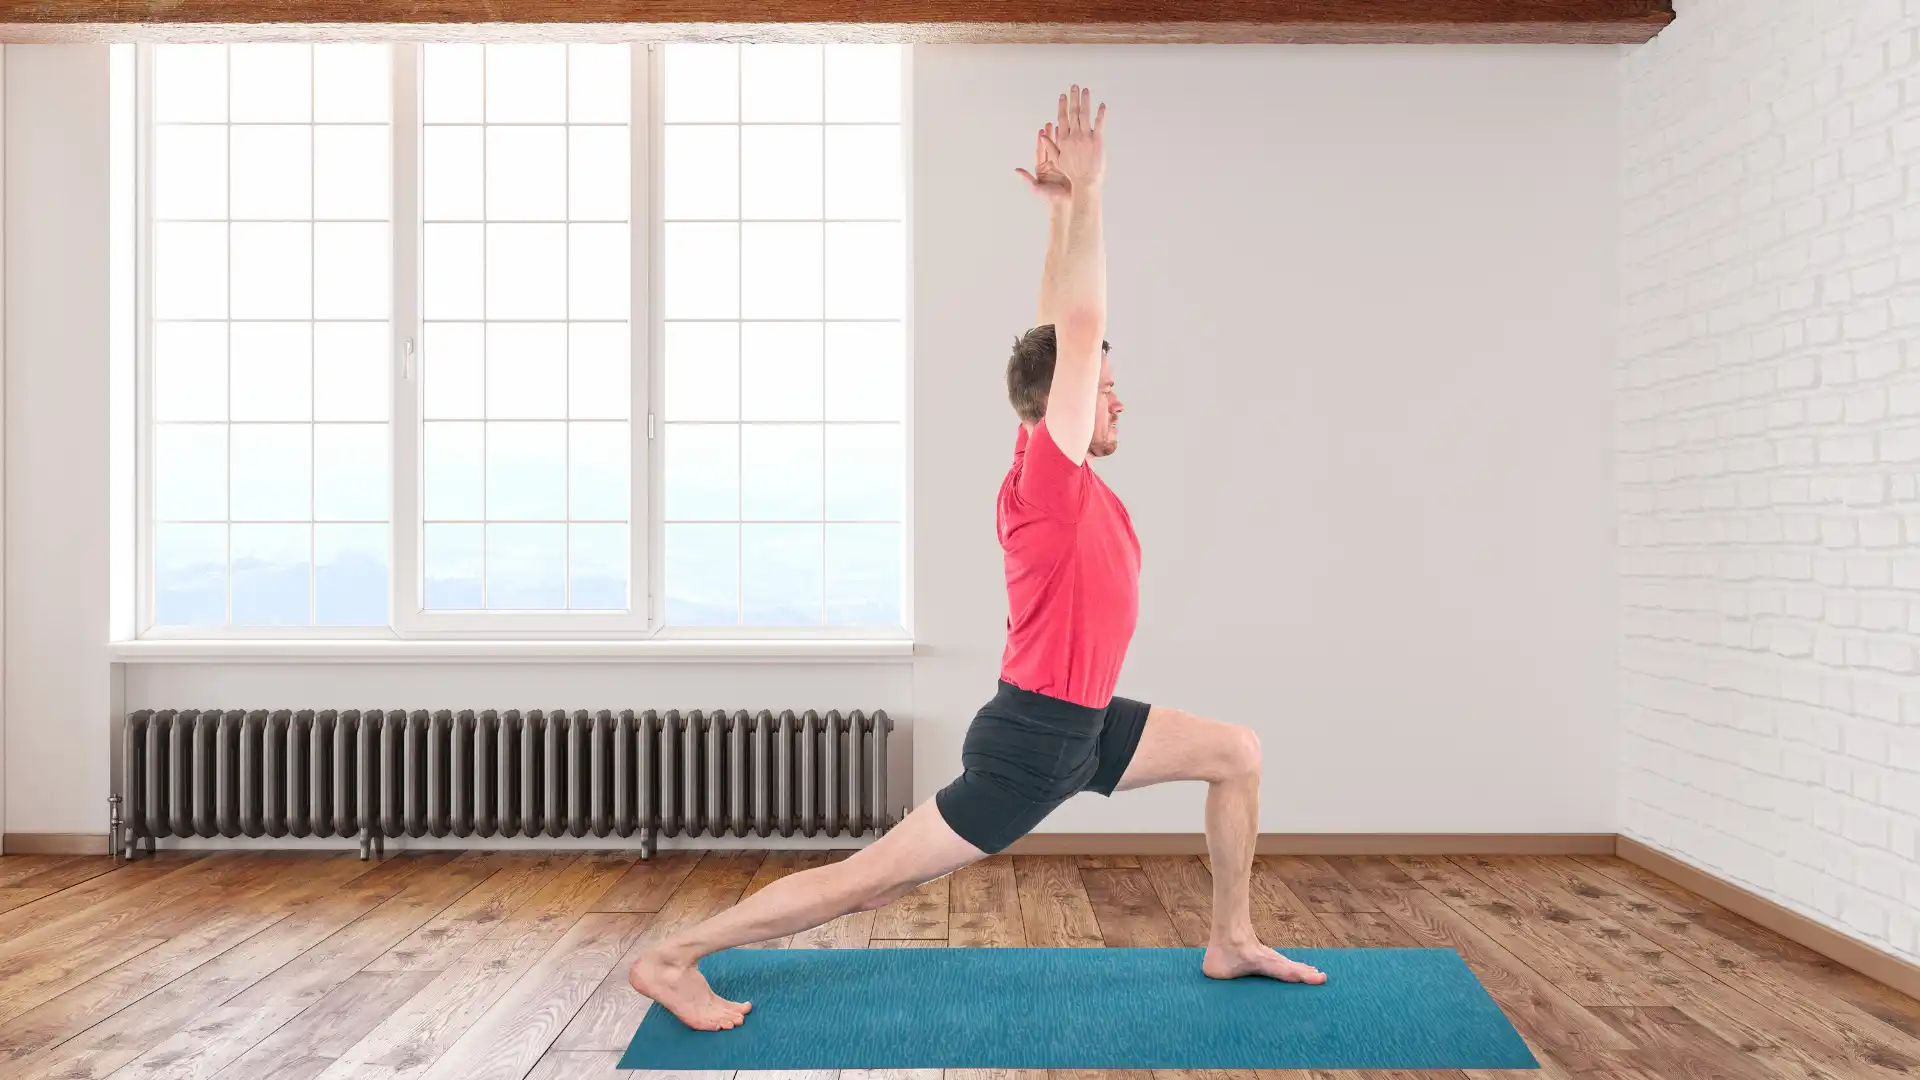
top-left (997, 420), bottom-right (1142, 708)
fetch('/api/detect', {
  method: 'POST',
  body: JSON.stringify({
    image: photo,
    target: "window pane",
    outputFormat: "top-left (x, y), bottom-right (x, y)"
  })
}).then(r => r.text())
top-left (424, 523), bottom-right (483, 609)
top-left (569, 126), bottom-right (630, 221)
top-left (425, 323), bottom-right (485, 419)
top-left (569, 523), bottom-right (627, 610)
top-left (743, 524), bottom-right (822, 625)
top-left (154, 322), bottom-right (228, 422)
top-left (154, 45), bottom-right (227, 123)
top-left (486, 126), bottom-right (566, 220)
top-left (424, 223), bottom-right (484, 319)
top-left (665, 423), bottom-right (739, 520)
top-left (825, 45), bottom-right (900, 123)
top-left (826, 125), bottom-right (902, 220)
top-left (663, 126), bottom-right (739, 221)
top-left (664, 322), bottom-right (738, 421)
top-left (664, 223), bottom-right (739, 319)
top-left (424, 126), bottom-right (484, 221)
top-left (568, 45), bottom-right (630, 124)
top-left (146, 43), bottom-right (394, 635)
top-left (741, 45), bottom-right (822, 123)
top-left (230, 322), bottom-right (312, 421)
top-left (570, 422), bottom-right (629, 521)
top-left (486, 523), bottom-right (565, 608)
top-left (424, 44), bottom-right (484, 124)
top-left (315, 424), bottom-right (388, 521)
top-left (486, 421), bottom-right (566, 520)
top-left (569, 324), bottom-right (629, 420)
top-left (742, 322), bottom-right (823, 421)
top-left (742, 424), bottom-right (822, 520)
top-left (231, 424), bottom-right (311, 521)
top-left (666, 523), bottom-right (738, 624)
top-left (230, 45), bottom-right (310, 123)
top-left (486, 45), bottom-right (567, 124)
top-left (741, 126), bottom-right (822, 220)
top-left (314, 125), bottom-right (389, 220)
top-left (316, 523), bottom-right (388, 625)
top-left (569, 224), bottom-right (630, 320)
top-left (486, 323), bottom-right (567, 419)
top-left (230, 125), bottom-right (311, 220)
top-left (826, 222), bottom-right (903, 319)
top-left (154, 223), bottom-right (227, 320)
top-left (741, 223), bottom-right (822, 320)
top-left (826, 523), bottom-right (900, 625)
top-left (316, 223), bottom-right (389, 320)
top-left (664, 45), bottom-right (738, 123)
top-left (154, 125), bottom-right (226, 220)
top-left (487, 224), bottom-right (567, 319)
top-left (825, 321), bottom-right (904, 421)
top-left (313, 45), bottom-right (390, 123)
top-left (231, 523), bottom-right (310, 625)
top-left (155, 523), bottom-right (227, 625)
top-left (424, 421), bottom-right (484, 520)
top-left (155, 424), bottom-right (227, 521)
top-left (825, 423), bottom-right (901, 521)
top-left (231, 223), bottom-right (312, 320)
top-left (314, 322), bottom-right (390, 422)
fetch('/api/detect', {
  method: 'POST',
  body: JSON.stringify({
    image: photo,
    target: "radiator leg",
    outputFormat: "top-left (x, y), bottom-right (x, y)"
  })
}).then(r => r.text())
top-left (640, 828), bottom-right (657, 861)
top-left (108, 794), bottom-right (125, 862)
top-left (358, 826), bottom-right (373, 861)
top-left (142, 833), bottom-right (157, 858)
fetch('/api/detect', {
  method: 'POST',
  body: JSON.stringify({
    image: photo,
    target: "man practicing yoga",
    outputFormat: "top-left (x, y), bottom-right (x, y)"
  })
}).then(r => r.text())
top-left (629, 86), bottom-right (1327, 1030)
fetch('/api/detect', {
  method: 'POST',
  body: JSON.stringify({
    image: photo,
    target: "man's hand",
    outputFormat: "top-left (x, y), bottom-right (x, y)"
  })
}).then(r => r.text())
top-left (1047, 85), bottom-right (1105, 189)
top-left (1014, 123), bottom-right (1073, 206)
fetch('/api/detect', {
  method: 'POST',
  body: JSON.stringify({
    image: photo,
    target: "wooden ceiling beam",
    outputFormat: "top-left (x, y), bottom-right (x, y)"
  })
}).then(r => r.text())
top-left (0, 1), bottom-right (1674, 44)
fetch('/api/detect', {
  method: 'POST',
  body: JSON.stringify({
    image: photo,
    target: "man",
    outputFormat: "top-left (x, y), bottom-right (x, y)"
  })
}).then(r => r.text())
top-left (629, 86), bottom-right (1326, 1032)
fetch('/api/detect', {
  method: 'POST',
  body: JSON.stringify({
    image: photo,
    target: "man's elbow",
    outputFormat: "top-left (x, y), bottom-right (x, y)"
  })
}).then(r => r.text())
top-left (1054, 306), bottom-right (1105, 354)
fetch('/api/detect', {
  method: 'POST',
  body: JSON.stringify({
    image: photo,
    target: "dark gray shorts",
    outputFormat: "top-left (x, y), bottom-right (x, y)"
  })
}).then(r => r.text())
top-left (933, 680), bottom-right (1153, 855)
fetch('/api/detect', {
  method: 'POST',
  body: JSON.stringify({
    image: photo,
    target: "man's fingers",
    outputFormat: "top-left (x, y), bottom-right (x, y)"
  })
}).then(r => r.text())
top-left (1040, 132), bottom-right (1062, 157)
top-left (1056, 93), bottom-right (1069, 133)
top-left (1094, 101), bottom-right (1106, 134)
top-left (1014, 167), bottom-right (1039, 188)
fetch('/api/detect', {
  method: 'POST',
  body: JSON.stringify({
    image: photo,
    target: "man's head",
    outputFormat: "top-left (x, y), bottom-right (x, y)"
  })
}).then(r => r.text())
top-left (1006, 325), bottom-right (1125, 457)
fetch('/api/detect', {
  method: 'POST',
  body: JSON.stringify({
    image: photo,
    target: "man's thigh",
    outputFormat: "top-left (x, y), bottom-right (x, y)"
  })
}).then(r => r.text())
top-left (1111, 705), bottom-right (1255, 792)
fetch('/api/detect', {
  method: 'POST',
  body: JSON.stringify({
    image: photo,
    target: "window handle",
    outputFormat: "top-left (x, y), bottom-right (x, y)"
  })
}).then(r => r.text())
top-left (402, 338), bottom-right (416, 382)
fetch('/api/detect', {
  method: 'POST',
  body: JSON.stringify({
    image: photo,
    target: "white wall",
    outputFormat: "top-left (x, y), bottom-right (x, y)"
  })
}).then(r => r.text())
top-left (1619, 0), bottom-right (1920, 963)
top-left (913, 45), bottom-right (1621, 833)
top-left (4, 45), bottom-right (112, 839)
top-left (13, 43), bottom-right (1620, 839)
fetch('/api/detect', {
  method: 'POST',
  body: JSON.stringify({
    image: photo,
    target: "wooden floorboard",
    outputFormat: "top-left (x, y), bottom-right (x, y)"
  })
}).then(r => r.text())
top-left (0, 851), bottom-right (1905, 1080)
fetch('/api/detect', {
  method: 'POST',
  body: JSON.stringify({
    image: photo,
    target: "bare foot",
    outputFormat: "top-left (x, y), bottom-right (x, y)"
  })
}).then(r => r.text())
top-left (1202, 940), bottom-right (1328, 985)
top-left (628, 949), bottom-right (753, 1030)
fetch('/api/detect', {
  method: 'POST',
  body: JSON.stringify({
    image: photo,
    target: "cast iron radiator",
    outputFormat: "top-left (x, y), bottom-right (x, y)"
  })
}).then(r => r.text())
top-left (115, 708), bottom-right (899, 861)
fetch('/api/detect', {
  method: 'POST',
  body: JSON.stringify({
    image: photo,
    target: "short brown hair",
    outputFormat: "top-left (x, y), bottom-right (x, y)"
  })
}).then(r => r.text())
top-left (1006, 325), bottom-right (1111, 424)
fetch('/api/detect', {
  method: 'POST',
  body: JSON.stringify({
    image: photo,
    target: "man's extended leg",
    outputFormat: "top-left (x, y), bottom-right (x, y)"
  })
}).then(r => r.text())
top-left (628, 797), bottom-right (986, 1030)
top-left (1112, 706), bottom-right (1326, 984)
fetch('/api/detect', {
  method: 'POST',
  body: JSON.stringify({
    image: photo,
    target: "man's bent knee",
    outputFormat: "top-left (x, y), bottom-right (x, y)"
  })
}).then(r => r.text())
top-left (1221, 724), bottom-right (1261, 783)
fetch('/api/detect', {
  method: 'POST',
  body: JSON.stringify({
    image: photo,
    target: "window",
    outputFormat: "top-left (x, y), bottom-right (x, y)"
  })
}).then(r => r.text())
top-left (148, 44), bottom-right (393, 628)
top-left (138, 42), bottom-right (907, 639)
top-left (418, 44), bottom-right (634, 614)
top-left (659, 45), bottom-right (906, 627)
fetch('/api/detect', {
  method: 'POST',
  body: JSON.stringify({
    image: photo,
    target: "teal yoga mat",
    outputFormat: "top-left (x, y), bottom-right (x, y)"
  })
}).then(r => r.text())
top-left (619, 947), bottom-right (1537, 1071)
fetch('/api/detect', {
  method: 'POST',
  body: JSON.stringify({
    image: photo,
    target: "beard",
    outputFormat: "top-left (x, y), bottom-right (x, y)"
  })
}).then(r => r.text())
top-left (1089, 428), bottom-right (1119, 458)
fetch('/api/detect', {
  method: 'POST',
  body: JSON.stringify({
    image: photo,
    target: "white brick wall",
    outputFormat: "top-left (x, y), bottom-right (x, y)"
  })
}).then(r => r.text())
top-left (1620, 0), bottom-right (1920, 963)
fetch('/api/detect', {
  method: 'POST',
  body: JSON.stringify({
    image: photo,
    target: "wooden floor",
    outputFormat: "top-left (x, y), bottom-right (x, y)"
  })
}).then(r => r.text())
top-left (0, 850), bottom-right (1914, 1079)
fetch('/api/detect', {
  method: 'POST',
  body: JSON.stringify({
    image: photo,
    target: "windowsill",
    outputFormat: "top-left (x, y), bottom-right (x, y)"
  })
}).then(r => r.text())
top-left (107, 638), bottom-right (916, 664)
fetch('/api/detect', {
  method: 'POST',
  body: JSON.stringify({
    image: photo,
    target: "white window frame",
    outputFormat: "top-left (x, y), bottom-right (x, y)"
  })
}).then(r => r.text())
top-left (134, 42), bottom-right (914, 643)
top-left (391, 42), bottom-right (653, 639)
